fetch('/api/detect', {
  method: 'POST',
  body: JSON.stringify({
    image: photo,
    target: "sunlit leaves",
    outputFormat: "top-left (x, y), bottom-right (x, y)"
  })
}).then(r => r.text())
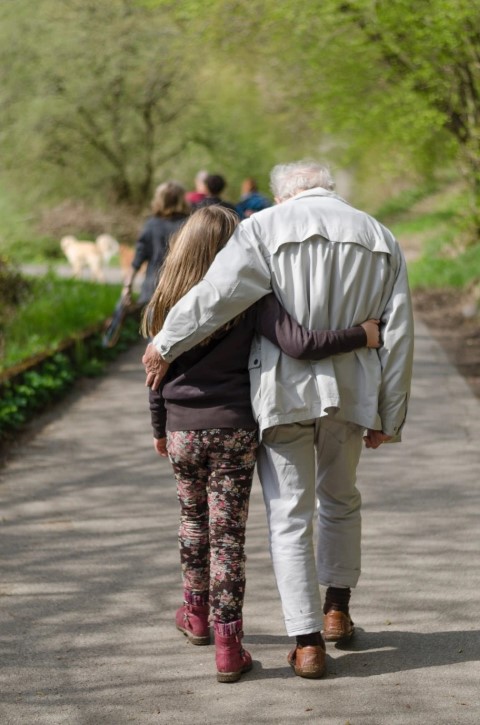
top-left (0, 0), bottom-right (196, 207)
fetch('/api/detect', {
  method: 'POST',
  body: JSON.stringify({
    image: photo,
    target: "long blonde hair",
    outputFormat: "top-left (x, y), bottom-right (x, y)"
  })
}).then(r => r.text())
top-left (142, 205), bottom-right (240, 339)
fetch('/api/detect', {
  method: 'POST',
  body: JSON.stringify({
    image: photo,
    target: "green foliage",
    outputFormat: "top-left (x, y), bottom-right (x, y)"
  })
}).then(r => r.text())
top-left (178, 62), bottom-right (297, 199)
top-left (375, 184), bottom-right (441, 221)
top-left (0, 257), bottom-right (31, 314)
top-left (1, 274), bottom-right (124, 370)
top-left (159, 0), bottom-right (480, 225)
top-left (2, 236), bottom-right (62, 264)
top-left (382, 182), bottom-right (480, 289)
top-left (0, 312), bottom-right (141, 441)
top-left (0, 257), bottom-right (32, 359)
top-left (0, 353), bottom-right (76, 435)
top-left (0, 182), bottom-right (34, 250)
top-left (0, 0), bottom-right (196, 208)
top-left (380, 183), bottom-right (467, 262)
top-left (2, 0), bottom-right (480, 245)
top-left (408, 243), bottom-right (480, 289)
top-left (393, 212), bottom-right (459, 249)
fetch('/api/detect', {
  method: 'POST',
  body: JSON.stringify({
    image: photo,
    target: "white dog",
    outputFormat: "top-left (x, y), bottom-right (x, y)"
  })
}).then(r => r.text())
top-left (60, 234), bottom-right (119, 282)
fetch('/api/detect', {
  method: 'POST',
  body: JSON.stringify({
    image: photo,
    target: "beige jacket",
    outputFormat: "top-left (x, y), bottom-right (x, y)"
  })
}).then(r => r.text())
top-left (153, 188), bottom-right (414, 437)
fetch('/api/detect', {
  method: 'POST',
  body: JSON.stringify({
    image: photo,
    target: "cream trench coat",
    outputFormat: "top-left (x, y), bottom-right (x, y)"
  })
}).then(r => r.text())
top-left (153, 188), bottom-right (414, 438)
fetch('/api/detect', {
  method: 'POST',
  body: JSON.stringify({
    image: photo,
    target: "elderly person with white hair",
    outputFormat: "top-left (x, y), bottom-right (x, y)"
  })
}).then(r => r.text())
top-left (142, 160), bottom-right (414, 679)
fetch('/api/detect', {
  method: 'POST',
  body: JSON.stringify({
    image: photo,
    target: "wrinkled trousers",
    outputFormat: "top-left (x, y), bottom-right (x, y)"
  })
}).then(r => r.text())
top-left (257, 416), bottom-right (364, 636)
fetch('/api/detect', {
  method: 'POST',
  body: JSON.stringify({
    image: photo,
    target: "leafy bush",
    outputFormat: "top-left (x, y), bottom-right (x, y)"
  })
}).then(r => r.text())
top-left (10, 236), bottom-right (64, 263)
top-left (0, 354), bottom-right (76, 434)
top-left (0, 314), bottom-right (141, 441)
top-left (0, 256), bottom-right (31, 309)
top-left (408, 243), bottom-right (480, 290)
top-left (0, 267), bottom-right (142, 441)
top-left (1, 273), bottom-right (125, 371)
top-left (0, 257), bottom-right (33, 357)
top-left (381, 182), bottom-right (480, 290)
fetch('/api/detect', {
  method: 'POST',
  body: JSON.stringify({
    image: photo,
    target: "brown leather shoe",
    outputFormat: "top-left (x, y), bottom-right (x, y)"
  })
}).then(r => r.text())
top-left (287, 643), bottom-right (326, 679)
top-left (322, 610), bottom-right (355, 642)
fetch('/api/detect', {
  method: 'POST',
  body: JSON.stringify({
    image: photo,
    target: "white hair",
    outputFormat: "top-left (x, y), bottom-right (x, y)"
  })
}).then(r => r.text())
top-left (270, 161), bottom-right (335, 201)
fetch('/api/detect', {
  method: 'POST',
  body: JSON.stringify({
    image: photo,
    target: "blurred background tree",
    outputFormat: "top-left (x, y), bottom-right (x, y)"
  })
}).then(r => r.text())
top-left (165, 0), bottom-right (480, 215)
top-left (0, 0), bottom-right (195, 209)
top-left (1, 0), bottom-right (480, 249)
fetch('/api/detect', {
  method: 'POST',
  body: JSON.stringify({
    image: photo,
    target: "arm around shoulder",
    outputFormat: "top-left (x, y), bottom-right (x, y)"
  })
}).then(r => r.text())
top-left (153, 223), bottom-right (272, 362)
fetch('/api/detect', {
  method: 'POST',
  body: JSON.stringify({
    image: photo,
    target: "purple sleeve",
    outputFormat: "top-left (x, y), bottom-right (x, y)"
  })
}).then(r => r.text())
top-left (255, 293), bottom-right (367, 360)
top-left (149, 387), bottom-right (167, 439)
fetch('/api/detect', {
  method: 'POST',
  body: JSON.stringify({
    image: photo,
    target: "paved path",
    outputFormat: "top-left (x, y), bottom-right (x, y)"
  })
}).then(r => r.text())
top-left (1, 319), bottom-right (479, 725)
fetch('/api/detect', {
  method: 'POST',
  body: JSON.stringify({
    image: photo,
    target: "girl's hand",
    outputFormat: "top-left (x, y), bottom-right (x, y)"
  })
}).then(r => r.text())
top-left (360, 319), bottom-right (381, 348)
top-left (153, 437), bottom-right (168, 457)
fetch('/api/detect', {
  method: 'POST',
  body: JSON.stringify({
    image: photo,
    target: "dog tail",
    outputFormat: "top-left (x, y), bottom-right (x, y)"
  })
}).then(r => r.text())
top-left (96, 234), bottom-right (120, 263)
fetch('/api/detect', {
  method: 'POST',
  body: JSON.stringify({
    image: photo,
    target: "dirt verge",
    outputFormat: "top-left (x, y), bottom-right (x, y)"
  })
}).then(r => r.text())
top-left (413, 289), bottom-right (480, 400)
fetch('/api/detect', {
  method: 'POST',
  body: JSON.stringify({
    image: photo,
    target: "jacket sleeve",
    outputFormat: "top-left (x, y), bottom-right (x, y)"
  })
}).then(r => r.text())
top-left (255, 293), bottom-right (367, 359)
top-left (149, 387), bottom-right (167, 440)
top-left (377, 247), bottom-right (414, 438)
top-left (153, 222), bottom-right (272, 361)
top-left (131, 221), bottom-right (152, 270)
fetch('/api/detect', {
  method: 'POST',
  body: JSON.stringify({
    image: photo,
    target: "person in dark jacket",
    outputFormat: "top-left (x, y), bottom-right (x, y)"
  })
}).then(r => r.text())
top-left (141, 205), bottom-right (380, 683)
top-left (122, 181), bottom-right (190, 306)
top-left (192, 174), bottom-right (238, 214)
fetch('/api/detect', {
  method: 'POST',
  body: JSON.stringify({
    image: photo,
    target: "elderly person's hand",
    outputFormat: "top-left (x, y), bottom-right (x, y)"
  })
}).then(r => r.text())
top-left (363, 429), bottom-right (393, 449)
top-left (142, 342), bottom-right (170, 390)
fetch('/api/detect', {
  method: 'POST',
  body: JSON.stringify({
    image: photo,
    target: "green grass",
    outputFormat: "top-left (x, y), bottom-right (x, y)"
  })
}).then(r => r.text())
top-left (4, 235), bottom-right (64, 263)
top-left (374, 182), bottom-right (440, 220)
top-left (0, 316), bottom-right (142, 440)
top-left (390, 209), bottom-right (457, 239)
top-left (408, 243), bottom-right (480, 289)
top-left (1, 273), bottom-right (127, 371)
top-left (378, 181), bottom-right (480, 290)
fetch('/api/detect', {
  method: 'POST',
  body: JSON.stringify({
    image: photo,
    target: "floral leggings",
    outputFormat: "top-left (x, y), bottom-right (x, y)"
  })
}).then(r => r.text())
top-left (167, 428), bottom-right (258, 624)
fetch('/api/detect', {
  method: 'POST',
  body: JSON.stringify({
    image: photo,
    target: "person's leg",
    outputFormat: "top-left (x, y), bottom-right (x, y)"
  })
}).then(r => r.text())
top-left (314, 416), bottom-right (364, 640)
top-left (257, 421), bottom-right (322, 636)
top-left (206, 428), bottom-right (257, 682)
top-left (168, 430), bottom-right (210, 645)
top-left (207, 428), bottom-right (257, 624)
top-left (258, 421), bottom-right (326, 678)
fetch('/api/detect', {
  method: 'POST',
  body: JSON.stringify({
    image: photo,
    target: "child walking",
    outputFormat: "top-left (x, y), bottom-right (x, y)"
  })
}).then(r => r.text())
top-left (142, 205), bottom-right (380, 683)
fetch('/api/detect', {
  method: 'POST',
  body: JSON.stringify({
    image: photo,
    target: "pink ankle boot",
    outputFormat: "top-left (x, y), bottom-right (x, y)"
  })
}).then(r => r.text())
top-left (214, 620), bottom-right (252, 683)
top-left (176, 603), bottom-right (210, 645)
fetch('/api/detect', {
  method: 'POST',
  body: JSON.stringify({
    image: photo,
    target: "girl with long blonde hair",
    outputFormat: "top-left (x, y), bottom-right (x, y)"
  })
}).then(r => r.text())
top-left (142, 206), bottom-right (242, 341)
top-left (144, 205), bottom-right (380, 683)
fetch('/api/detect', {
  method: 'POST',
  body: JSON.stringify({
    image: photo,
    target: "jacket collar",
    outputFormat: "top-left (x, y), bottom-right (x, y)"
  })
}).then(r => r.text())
top-left (292, 187), bottom-right (350, 205)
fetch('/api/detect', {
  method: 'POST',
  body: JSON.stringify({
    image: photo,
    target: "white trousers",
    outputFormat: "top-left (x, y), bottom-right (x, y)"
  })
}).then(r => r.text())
top-left (257, 416), bottom-right (364, 636)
